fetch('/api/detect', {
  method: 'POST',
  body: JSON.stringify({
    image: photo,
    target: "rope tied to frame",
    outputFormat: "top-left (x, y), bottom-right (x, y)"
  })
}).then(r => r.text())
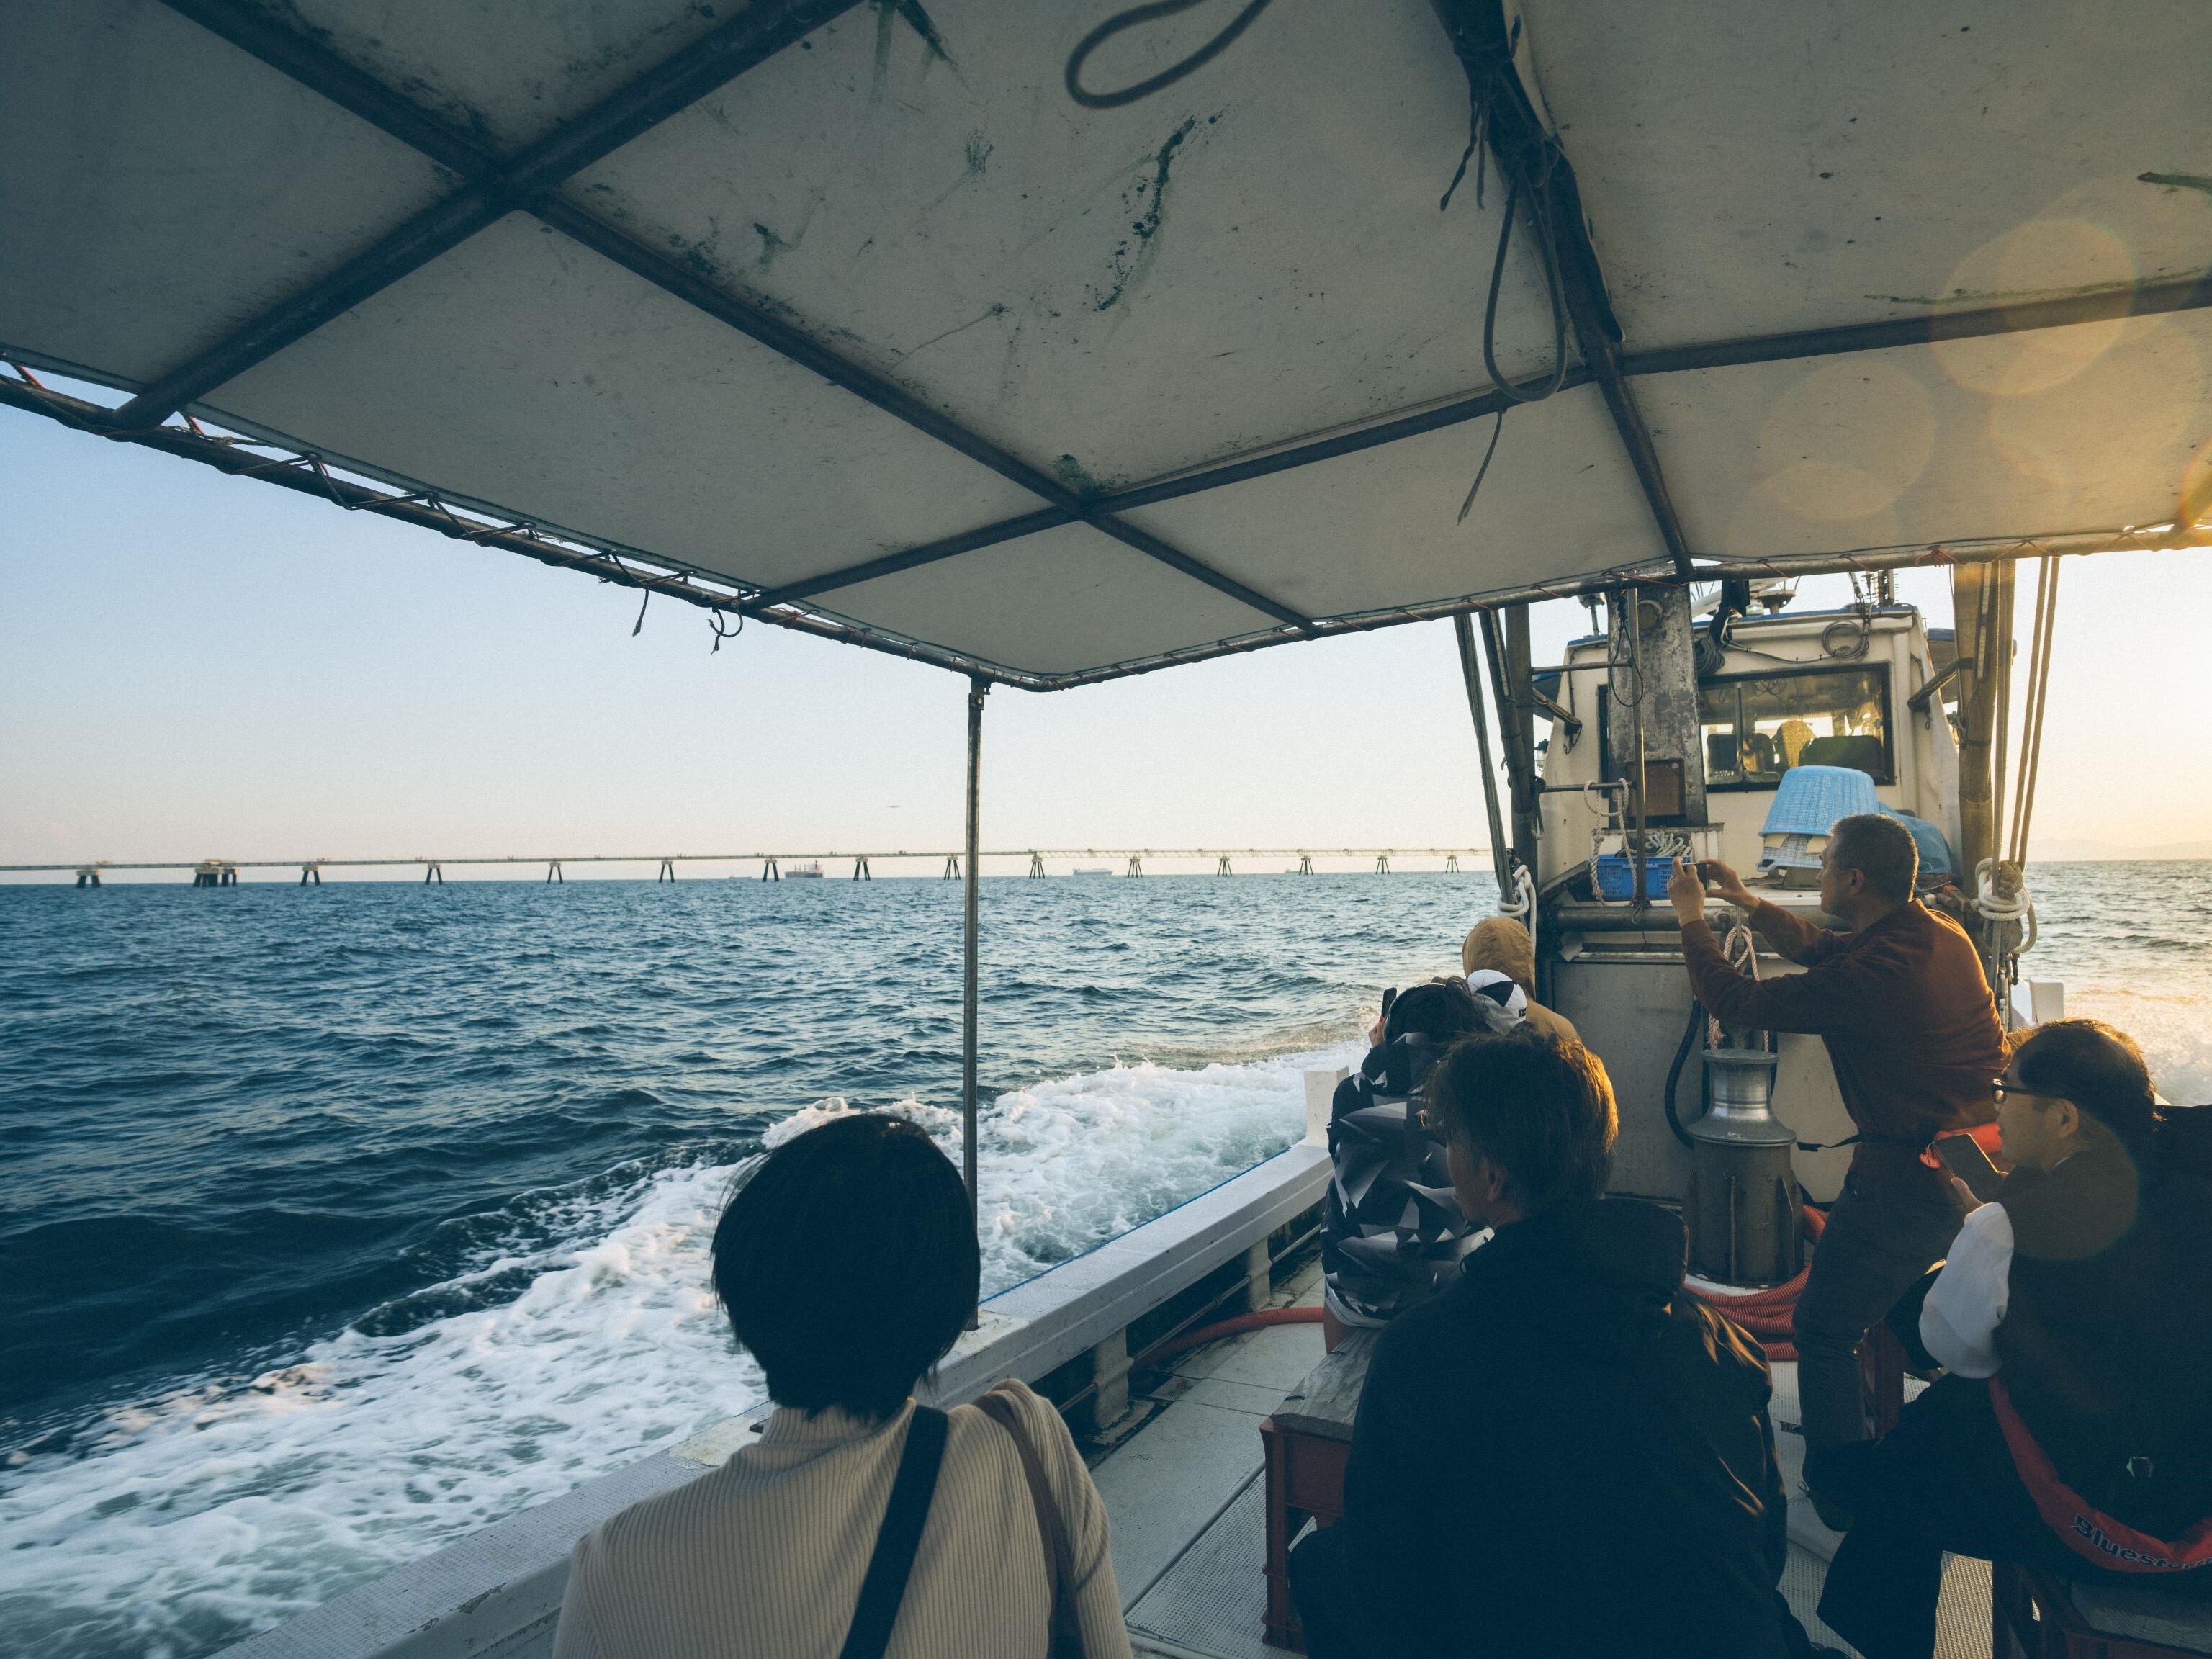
top-left (1456, 408), bottom-right (1506, 523)
top-left (1062, 0), bottom-right (1277, 109)
top-left (1496, 862), bottom-right (1537, 920)
top-left (710, 609), bottom-right (745, 653)
top-left (1436, 10), bottom-right (1570, 409)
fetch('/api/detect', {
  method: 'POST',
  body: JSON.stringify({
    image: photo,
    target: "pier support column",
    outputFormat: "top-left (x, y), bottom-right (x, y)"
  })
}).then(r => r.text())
top-left (1028, 853), bottom-right (1045, 878)
top-left (852, 857), bottom-right (870, 880)
top-left (547, 862), bottom-right (562, 883)
top-left (220, 865), bottom-right (238, 886)
top-left (762, 858), bottom-right (779, 881)
top-left (1083, 1330), bottom-right (1133, 1434)
top-left (943, 855), bottom-right (960, 880)
top-left (423, 863), bottom-right (442, 884)
top-left (76, 866), bottom-right (101, 887)
top-left (1375, 854), bottom-right (1390, 875)
top-left (1216, 855), bottom-right (1232, 876)
top-left (300, 863), bottom-right (321, 885)
top-left (1446, 854), bottom-right (1460, 873)
top-left (1125, 856), bottom-right (1143, 877)
top-left (1298, 855), bottom-right (1312, 875)
top-left (657, 860), bottom-right (676, 883)
top-left (1242, 1238), bottom-right (1274, 1314)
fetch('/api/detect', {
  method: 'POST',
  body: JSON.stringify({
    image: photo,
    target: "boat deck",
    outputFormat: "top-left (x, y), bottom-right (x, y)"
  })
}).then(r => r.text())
top-left (1093, 1257), bottom-right (1994, 1659)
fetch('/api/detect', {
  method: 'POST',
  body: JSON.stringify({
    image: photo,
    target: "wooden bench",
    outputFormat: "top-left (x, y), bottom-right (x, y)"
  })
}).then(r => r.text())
top-left (1259, 1327), bottom-right (1375, 1651)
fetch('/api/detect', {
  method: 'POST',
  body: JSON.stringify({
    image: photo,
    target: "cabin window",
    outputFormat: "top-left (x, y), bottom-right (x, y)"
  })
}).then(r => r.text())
top-left (1699, 665), bottom-right (1893, 788)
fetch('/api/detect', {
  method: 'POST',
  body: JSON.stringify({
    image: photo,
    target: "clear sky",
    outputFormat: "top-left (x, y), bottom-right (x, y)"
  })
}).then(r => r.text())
top-left (4, 400), bottom-right (2207, 878)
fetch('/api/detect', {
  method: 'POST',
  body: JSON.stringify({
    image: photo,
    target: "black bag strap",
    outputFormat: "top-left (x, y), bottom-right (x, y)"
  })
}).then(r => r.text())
top-left (837, 1405), bottom-right (950, 1659)
top-left (975, 1388), bottom-right (1087, 1659)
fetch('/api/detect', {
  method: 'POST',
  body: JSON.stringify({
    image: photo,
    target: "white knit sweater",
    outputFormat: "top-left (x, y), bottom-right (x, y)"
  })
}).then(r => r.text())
top-left (552, 1379), bottom-right (1131, 1659)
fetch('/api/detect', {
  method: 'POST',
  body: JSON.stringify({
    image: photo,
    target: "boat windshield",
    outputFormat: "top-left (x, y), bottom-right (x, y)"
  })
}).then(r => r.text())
top-left (1700, 665), bottom-right (1892, 788)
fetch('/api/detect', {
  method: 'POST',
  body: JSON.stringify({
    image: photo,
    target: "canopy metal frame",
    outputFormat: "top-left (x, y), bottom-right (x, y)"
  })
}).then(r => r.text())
top-left (111, 0), bottom-right (1315, 635)
top-left (9, 0), bottom-right (2211, 693)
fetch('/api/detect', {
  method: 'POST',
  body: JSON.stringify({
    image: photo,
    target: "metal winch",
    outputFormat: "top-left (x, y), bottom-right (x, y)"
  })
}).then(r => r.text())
top-left (1683, 1045), bottom-right (1801, 1285)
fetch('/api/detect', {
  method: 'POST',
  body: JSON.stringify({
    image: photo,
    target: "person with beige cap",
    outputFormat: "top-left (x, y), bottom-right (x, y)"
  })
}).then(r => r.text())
top-left (1460, 916), bottom-right (1579, 1044)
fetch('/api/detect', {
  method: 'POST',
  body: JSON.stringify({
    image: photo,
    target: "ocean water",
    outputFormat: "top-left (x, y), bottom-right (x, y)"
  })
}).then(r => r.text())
top-left (2, 862), bottom-right (2208, 1657)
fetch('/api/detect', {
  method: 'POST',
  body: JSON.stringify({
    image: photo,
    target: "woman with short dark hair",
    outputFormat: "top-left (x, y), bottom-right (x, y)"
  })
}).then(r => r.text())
top-left (554, 1114), bottom-right (1130, 1659)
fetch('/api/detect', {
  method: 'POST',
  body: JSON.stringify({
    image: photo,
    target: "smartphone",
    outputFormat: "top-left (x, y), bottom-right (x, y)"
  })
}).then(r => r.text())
top-left (1934, 1133), bottom-right (2007, 1202)
top-left (1380, 986), bottom-right (1398, 1022)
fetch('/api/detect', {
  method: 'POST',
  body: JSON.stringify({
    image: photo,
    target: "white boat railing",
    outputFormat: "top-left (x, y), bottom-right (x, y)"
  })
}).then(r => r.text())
top-left (216, 1134), bottom-right (1333, 1659)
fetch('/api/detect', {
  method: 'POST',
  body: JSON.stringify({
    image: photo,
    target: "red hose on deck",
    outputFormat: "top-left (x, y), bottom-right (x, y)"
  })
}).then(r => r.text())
top-left (1138, 1305), bottom-right (1323, 1366)
top-left (1685, 1204), bottom-right (1827, 1364)
top-left (1139, 1208), bottom-right (1825, 1371)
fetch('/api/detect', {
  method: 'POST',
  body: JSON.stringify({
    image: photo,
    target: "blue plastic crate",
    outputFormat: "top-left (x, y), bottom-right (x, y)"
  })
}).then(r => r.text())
top-left (1594, 853), bottom-right (1674, 900)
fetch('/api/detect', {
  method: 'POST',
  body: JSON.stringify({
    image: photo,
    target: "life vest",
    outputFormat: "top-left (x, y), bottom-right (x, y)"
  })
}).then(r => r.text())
top-left (1990, 1374), bottom-right (2212, 1575)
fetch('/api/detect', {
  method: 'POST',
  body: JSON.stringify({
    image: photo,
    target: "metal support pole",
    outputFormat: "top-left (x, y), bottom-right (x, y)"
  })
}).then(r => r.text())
top-left (1622, 590), bottom-right (1651, 908)
top-left (1455, 613), bottom-right (1514, 899)
top-left (1478, 609), bottom-right (1542, 881)
top-left (962, 678), bottom-right (987, 1209)
top-left (1954, 562), bottom-right (2010, 877)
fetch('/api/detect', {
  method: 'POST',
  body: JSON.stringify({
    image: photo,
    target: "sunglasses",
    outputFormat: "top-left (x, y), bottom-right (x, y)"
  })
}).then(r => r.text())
top-left (1991, 1076), bottom-right (2062, 1107)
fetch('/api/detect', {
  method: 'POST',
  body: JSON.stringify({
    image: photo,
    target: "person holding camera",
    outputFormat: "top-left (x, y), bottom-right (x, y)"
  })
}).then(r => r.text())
top-left (1667, 814), bottom-right (2007, 1527)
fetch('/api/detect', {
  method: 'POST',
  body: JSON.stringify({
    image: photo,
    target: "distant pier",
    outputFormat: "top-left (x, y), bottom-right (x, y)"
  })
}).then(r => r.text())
top-left (16, 848), bottom-right (1488, 885)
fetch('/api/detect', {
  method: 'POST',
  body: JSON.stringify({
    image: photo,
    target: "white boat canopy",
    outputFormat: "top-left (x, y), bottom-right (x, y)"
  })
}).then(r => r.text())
top-left (5, 0), bottom-right (2209, 688)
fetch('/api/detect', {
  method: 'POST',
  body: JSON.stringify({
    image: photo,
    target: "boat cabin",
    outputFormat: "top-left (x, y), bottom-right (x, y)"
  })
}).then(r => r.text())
top-left (1526, 590), bottom-right (1974, 1205)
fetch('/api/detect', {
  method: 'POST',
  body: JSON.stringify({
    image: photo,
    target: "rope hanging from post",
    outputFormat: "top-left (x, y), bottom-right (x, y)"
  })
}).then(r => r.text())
top-left (1707, 912), bottom-right (1762, 1050)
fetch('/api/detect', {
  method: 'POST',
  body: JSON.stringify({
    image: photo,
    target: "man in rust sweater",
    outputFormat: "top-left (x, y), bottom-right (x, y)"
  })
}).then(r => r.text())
top-left (1667, 813), bottom-right (2006, 1528)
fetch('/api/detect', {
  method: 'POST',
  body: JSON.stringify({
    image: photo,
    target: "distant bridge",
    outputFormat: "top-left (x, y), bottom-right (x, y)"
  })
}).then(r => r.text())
top-left (15, 848), bottom-right (1493, 886)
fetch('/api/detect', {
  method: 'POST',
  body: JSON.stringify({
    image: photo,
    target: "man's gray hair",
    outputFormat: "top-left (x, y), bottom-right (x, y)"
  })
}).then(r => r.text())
top-left (1827, 812), bottom-right (1917, 903)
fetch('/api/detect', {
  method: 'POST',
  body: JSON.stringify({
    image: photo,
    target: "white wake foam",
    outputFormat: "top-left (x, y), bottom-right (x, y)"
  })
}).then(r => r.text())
top-left (0, 1039), bottom-right (1356, 1658)
top-left (2063, 985), bottom-right (2212, 1105)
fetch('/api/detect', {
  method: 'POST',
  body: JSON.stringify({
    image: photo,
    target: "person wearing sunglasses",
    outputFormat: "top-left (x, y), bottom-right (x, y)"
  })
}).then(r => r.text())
top-left (1809, 1020), bottom-right (2212, 1659)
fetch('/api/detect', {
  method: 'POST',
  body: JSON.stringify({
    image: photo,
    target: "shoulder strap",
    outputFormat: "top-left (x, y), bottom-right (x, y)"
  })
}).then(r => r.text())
top-left (974, 1389), bottom-right (1086, 1658)
top-left (838, 1406), bottom-right (950, 1659)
